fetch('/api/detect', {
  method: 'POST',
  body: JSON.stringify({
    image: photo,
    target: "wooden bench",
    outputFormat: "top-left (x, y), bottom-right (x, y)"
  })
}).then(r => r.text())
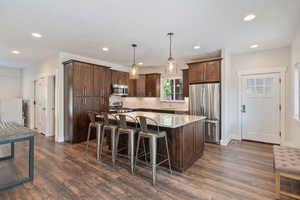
top-left (273, 145), bottom-right (300, 199)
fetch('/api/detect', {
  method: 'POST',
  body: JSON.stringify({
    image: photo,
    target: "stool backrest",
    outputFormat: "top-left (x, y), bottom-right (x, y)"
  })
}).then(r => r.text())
top-left (116, 114), bottom-right (137, 129)
top-left (136, 116), bottom-right (160, 133)
top-left (87, 111), bottom-right (99, 124)
top-left (101, 112), bottom-right (110, 125)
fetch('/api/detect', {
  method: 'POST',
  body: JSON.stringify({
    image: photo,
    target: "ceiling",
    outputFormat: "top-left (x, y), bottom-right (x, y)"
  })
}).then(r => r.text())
top-left (1, 0), bottom-right (300, 68)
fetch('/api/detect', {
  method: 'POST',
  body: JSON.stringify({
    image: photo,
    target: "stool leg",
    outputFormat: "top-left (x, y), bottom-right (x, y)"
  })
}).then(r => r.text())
top-left (150, 136), bottom-right (157, 185)
top-left (86, 123), bottom-right (92, 151)
top-left (135, 135), bottom-right (141, 169)
top-left (96, 125), bottom-right (102, 160)
top-left (129, 132), bottom-right (135, 174)
top-left (115, 131), bottom-right (120, 158)
top-left (143, 138), bottom-right (147, 162)
top-left (164, 135), bottom-right (172, 174)
top-left (99, 127), bottom-right (105, 160)
top-left (111, 128), bottom-right (116, 167)
top-left (275, 173), bottom-right (280, 199)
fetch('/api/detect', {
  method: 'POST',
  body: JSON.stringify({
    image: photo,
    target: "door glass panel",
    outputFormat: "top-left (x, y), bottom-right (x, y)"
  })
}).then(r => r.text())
top-left (256, 78), bottom-right (264, 86)
top-left (265, 87), bottom-right (272, 94)
top-left (256, 86), bottom-right (264, 94)
top-left (265, 78), bottom-right (273, 86)
top-left (247, 79), bottom-right (254, 88)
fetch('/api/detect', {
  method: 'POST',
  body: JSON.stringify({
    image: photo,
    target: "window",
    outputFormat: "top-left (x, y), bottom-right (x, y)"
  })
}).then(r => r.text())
top-left (161, 78), bottom-right (184, 101)
top-left (295, 63), bottom-right (300, 120)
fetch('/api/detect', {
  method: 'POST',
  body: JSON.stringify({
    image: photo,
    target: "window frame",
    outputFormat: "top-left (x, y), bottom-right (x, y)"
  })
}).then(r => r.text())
top-left (294, 63), bottom-right (300, 121)
top-left (160, 77), bottom-right (185, 102)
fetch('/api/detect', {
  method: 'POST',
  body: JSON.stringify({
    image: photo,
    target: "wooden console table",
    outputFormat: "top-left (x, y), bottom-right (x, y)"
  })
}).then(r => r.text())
top-left (0, 122), bottom-right (36, 190)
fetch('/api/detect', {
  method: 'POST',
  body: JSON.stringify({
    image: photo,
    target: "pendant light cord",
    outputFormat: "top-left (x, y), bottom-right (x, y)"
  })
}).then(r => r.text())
top-left (169, 33), bottom-right (172, 58)
top-left (132, 44), bottom-right (137, 64)
top-left (167, 32), bottom-right (174, 58)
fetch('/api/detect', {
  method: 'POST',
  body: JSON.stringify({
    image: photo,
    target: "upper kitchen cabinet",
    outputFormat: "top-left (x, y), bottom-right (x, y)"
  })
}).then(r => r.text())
top-left (136, 74), bottom-right (146, 97)
top-left (111, 70), bottom-right (129, 85)
top-left (94, 66), bottom-right (111, 97)
top-left (145, 73), bottom-right (160, 97)
top-left (188, 58), bottom-right (221, 84)
top-left (182, 69), bottom-right (189, 97)
top-left (73, 61), bottom-right (94, 97)
top-left (128, 78), bottom-right (137, 97)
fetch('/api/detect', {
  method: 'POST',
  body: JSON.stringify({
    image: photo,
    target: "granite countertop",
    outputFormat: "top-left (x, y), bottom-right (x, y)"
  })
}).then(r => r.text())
top-left (97, 111), bottom-right (206, 128)
top-left (126, 107), bottom-right (189, 112)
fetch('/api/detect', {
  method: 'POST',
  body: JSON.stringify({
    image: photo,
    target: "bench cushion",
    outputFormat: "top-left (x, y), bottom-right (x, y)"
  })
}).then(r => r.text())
top-left (273, 145), bottom-right (300, 175)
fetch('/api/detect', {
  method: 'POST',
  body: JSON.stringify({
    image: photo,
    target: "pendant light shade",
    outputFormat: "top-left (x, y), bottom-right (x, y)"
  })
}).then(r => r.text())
top-left (130, 44), bottom-right (139, 79)
top-left (165, 32), bottom-right (177, 76)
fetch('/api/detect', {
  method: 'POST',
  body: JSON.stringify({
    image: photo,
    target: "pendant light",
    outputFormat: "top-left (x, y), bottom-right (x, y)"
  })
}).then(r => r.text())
top-left (165, 32), bottom-right (177, 76)
top-left (129, 44), bottom-right (139, 79)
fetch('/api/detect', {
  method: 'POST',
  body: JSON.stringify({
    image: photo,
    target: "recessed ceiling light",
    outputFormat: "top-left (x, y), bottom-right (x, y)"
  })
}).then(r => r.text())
top-left (138, 62), bottom-right (143, 65)
top-left (244, 14), bottom-right (256, 22)
top-left (250, 44), bottom-right (259, 49)
top-left (194, 45), bottom-right (201, 50)
top-left (11, 50), bottom-right (20, 54)
top-left (102, 47), bottom-right (109, 52)
top-left (31, 33), bottom-right (42, 38)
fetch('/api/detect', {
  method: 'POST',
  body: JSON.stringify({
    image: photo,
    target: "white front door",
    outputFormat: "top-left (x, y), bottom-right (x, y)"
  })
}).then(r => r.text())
top-left (241, 73), bottom-right (281, 144)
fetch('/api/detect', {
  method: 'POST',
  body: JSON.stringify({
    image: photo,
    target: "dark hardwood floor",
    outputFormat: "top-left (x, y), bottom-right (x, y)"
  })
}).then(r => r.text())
top-left (0, 134), bottom-right (298, 200)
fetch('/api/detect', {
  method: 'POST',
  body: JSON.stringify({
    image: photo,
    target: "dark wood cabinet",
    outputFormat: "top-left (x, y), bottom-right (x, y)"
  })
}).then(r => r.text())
top-left (188, 59), bottom-right (221, 84)
top-left (128, 79), bottom-right (137, 97)
top-left (205, 61), bottom-right (220, 82)
top-left (182, 69), bottom-right (189, 97)
top-left (73, 62), bottom-right (93, 97)
top-left (145, 73), bottom-right (160, 97)
top-left (188, 62), bottom-right (206, 84)
top-left (111, 70), bottom-right (129, 85)
top-left (63, 60), bottom-right (111, 143)
top-left (136, 74), bottom-right (146, 97)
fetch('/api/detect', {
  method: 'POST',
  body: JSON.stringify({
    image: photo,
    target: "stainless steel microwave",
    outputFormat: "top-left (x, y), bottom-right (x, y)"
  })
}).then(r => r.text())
top-left (112, 84), bottom-right (128, 96)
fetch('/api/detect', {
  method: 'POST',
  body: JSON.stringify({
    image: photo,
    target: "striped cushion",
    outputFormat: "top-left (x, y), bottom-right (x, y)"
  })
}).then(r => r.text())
top-left (273, 145), bottom-right (300, 175)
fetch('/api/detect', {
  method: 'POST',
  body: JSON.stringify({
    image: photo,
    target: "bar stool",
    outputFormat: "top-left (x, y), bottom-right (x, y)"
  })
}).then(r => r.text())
top-left (135, 116), bottom-right (172, 185)
top-left (115, 114), bottom-right (141, 174)
top-left (98, 112), bottom-right (118, 167)
top-left (86, 111), bottom-right (102, 151)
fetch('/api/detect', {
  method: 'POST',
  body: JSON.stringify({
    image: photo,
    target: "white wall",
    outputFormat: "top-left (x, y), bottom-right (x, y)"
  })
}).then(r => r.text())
top-left (22, 55), bottom-right (59, 129)
top-left (220, 49), bottom-right (234, 145)
top-left (285, 29), bottom-right (300, 147)
top-left (0, 66), bottom-right (22, 99)
top-left (228, 47), bottom-right (290, 143)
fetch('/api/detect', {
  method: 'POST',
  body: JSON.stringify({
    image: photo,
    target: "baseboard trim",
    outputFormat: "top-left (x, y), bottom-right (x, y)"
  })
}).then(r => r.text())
top-left (221, 133), bottom-right (241, 146)
top-left (55, 136), bottom-right (64, 143)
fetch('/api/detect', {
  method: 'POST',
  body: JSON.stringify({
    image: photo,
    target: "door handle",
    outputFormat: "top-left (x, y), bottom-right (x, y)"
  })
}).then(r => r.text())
top-left (241, 105), bottom-right (246, 113)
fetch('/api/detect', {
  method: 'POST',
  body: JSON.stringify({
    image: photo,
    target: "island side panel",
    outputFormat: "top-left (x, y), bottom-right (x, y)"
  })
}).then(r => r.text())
top-left (159, 120), bottom-right (205, 172)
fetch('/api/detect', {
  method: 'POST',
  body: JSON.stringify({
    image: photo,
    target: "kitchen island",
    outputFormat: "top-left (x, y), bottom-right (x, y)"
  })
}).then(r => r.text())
top-left (98, 111), bottom-right (206, 172)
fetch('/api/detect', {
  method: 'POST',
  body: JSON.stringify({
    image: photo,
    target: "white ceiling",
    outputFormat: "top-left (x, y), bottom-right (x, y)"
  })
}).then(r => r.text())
top-left (1, 0), bottom-right (300, 68)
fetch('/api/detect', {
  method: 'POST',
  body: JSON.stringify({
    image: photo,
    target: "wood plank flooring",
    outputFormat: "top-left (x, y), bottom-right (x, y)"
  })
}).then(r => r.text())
top-left (0, 134), bottom-right (298, 200)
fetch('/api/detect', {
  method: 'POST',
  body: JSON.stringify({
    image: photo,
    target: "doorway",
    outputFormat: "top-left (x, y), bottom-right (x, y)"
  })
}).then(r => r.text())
top-left (240, 72), bottom-right (282, 144)
top-left (34, 76), bottom-right (55, 136)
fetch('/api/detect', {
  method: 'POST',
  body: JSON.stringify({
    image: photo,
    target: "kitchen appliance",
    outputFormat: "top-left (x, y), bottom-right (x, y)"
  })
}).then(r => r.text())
top-left (109, 101), bottom-right (133, 113)
top-left (189, 83), bottom-right (220, 144)
top-left (112, 84), bottom-right (128, 96)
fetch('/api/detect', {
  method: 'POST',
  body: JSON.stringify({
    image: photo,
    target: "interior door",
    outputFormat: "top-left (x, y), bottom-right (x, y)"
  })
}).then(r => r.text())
top-left (35, 78), bottom-right (47, 134)
top-left (241, 73), bottom-right (281, 144)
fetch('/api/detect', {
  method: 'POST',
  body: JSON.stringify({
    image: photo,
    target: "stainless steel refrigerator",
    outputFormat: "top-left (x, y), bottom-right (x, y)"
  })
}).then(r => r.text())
top-left (189, 83), bottom-right (221, 144)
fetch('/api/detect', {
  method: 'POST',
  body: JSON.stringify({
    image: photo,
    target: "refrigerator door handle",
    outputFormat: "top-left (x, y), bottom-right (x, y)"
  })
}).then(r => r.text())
top-left (241, 105), bottom-right (246, 113)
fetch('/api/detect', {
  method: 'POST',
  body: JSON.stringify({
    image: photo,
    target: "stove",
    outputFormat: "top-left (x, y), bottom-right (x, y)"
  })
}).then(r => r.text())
top-left (109, 101), bottom-right (133, 113)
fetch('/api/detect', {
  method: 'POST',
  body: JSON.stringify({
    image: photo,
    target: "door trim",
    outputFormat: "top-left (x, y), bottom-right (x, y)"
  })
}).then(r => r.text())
top-left (237, 67), bottom-right (287, 145)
